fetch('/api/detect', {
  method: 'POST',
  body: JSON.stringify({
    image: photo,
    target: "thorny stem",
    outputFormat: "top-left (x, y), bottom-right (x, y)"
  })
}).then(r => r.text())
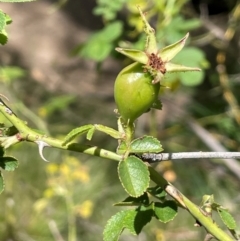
top-left (0, 98), bottom-right (121, 162)
top-left (0, 98), bottom-right (236, 240)
top-left (148, 166), bottom-right (234, 241)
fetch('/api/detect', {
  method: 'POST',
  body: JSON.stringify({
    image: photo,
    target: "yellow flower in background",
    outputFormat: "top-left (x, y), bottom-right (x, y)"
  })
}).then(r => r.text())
top-left (59, 163), bottom-right (70, 176)
top-left (43, 188), bottom-right (55, 198)
top-left (75, 200), bottom-right (94, 219)
top-left (64, 156), bottom-right (90, 182)
top-left (65, 156), bottom-right (80, 167)
top-left (152, 228), bottom-right (165, 241)
top-left (72, 169), bottom-right (90, 183)
top-left (46, 163), bottom-right (59, 175)
top-left (44, 155), bottom-right (91, 201)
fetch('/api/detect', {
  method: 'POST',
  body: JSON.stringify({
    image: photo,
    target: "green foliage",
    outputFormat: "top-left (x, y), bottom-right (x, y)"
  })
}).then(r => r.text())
top-left (73, 21), bottom-right (123, 62)
top-left (63, 124), bottom-right (122, 145)
top-left (130, 136), bottom-right (163, 153)
top-left (0, 66), bottom-right (26, 83)
top-left (0, 10), bottom-right (12, 45)
top-left (79, 0), bottom-right (208, 86)
top-left (154, 200), bottom-right (178, 223)
top-left (118, 156), bottom-right (150, 197)
top-left (0, 11), bottom-right (5, 30)
top-left (158, 16), bottom-right (201, 43)
top-left (103, 208), bottom-right (153, 241)
top-left (93, 124), bottom-right (123, 139)
top-left (0, 147), bottom-right (18, 193)
top-left (63, 124), bottom-right (93, 144)
top-left (201, 195), bottom-right (238, 235)
top-left (148, 185), bottom-right (167, 200)
top-left (114, 193), bottom-right (150, 206)
top-left (217, 208), bottom-right (237, 230)
top-left (93, 0), bottom-right (127, 21)
top-left (166, 47), bottom-right (209, 86)
top-left (0, 156), bottom-right (18, 171)
top-left (0, 147), bottom-right (19, 172)
top-left (117, 136), bottom-right (163, 154)
top-left (104, 197), bottom-right (178, 240)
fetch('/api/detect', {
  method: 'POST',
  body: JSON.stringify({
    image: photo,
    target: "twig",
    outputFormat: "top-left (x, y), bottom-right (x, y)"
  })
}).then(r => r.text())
top-left (141, 152), bottom-right (240, 162)
top-left (0, 98), bottom-right (122, 162)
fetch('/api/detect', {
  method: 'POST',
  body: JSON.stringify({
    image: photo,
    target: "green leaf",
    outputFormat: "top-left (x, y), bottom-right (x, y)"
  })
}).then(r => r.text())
top-left (217, 208), bottom-right (237, 230)
top-left (94, 124), bottom-right (122, 139)
top-left (171, 47), bottom-right (207, 86)
top-left (0, 11), bottom-right (6, 31)
top-left (0, 29), bottom-right (8, 45)
top-left (77, 21), bottom-right (123, 62)
top-left (114, 193), bottom-right (149, 206)
top-left (5, 13), bottom-right (12, 25)
top-left (0, 66), bottom-right (26, 83)
top-left (86, 127), bottom-right (95, 141)
top-left (80, 41), bottom-right (112, 62)
top-left (93, 0), bottom-right (126, 21)
top-left (103, 208), bottom-right (152, 241)
top-left (148, 186), bottom-right (167, 200)
top-left (179, 69), bottom-right (204, 86)
top-left (154, 200), bottom-right (178, 223)
top-left (118, 156), bottom-right (150, 197)
top-left (0, 156), bottom-right (18, 171)
top-left (166, 16), bottom-right (201, 33)
top-left (99, 21), bottom-right (123, 42)
top-left (62, 125), bottom-right (93, 146)
top-left (0, 171), bottom-right (4, 194)
top-left (130, 136), bottom-right (163, 153)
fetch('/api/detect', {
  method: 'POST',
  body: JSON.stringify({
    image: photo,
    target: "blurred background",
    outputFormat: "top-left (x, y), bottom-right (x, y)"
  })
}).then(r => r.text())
top-left (0, 0), bottom-right (240, 240)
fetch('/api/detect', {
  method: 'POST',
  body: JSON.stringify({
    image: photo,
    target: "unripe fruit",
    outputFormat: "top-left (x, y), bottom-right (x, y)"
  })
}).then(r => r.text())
top-left (114, 62), bottom-right (160, 123)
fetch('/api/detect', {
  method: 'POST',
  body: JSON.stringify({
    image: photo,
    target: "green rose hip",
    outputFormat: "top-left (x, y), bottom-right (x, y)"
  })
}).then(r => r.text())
top-left (114, 7), bottom-right (200, 125)
top-left (114, 62), bottom-right (160, 123)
